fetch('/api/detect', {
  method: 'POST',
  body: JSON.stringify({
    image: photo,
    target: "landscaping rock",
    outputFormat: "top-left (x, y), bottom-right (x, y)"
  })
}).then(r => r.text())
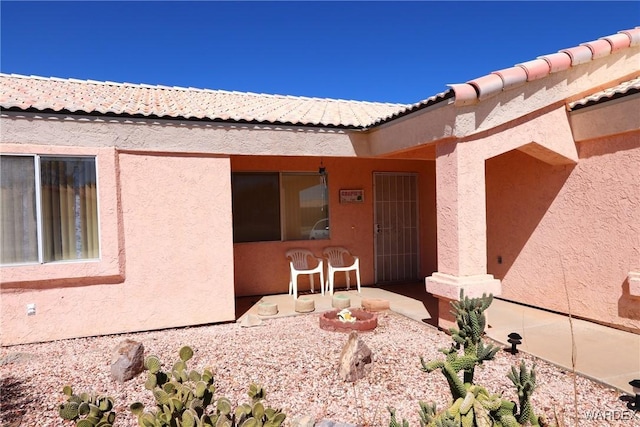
top-left (238, 313), bottom-right (263, 327)
top-left (110, 339), bottom-right (144, 383)
top-left (290, 415), bottom-right (315, 427)
top-left (315, 420), bottom-right (361, 427)
top-left (338, 331), bottom-right (372, 382)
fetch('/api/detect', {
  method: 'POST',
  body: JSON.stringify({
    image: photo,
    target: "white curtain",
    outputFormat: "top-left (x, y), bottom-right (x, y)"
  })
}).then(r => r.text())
top-left (0, 156), bottom-right (38, 264)
top-left (40, 158), bottom-right (99, 262)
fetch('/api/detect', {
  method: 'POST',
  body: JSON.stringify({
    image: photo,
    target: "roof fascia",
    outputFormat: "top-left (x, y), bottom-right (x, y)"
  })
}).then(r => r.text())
top-left (0, 106), bottom-right (367, 132)
top-left (569, 92), bottom-right (640, 142)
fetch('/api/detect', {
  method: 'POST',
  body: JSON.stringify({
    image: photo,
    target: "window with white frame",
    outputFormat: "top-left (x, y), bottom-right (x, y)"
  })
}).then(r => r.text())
top-left (0, 155), bottom-right (99, 265)
top-left (231, 172), bottom-right (329, 243)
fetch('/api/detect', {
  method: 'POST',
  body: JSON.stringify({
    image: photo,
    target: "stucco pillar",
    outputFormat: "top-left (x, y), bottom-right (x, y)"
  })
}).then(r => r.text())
top-left (426, 140), bottom-right (501, 330)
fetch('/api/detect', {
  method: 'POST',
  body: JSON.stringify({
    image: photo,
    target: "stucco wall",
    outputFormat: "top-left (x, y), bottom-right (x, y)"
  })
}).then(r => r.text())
top-left (117, 152), bottom-right (235, 330)
top-left (232, 156), bottom-right (437, 296)
top-left (486, 132), bottom-right (640, 333)
top-left (1, 146), bottom-right (235, 345)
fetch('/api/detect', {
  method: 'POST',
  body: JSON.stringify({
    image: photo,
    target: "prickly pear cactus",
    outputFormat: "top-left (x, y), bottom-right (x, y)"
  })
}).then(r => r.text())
top-left (58, 386), bottom-right (116, 427)
top-left (130, 346), bottom-right (218, 426)
top-left (130, 346), bottom-right (286, 427)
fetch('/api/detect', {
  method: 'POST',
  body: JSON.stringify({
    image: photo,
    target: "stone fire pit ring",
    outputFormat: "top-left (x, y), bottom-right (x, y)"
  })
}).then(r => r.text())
top-left (319, 308), bottom-right (378, 333)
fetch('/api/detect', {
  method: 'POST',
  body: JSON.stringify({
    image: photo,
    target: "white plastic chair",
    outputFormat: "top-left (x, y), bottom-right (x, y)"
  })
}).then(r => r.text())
top-left (323, 247), bottom-right (361, 295)
top-left (286, 249), bottom-right (324, 300)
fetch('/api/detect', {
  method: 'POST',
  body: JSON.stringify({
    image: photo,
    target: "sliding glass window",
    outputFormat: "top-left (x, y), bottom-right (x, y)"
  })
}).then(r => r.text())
top-left (1, 155), bottom-right (99, 265)
top-left (231, 172), bottom-right (329, 243)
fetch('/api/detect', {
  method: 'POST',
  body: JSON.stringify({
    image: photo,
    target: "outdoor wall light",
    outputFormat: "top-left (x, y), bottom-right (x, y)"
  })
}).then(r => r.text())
top-left (318, 159), bottom-right (327, 211)
top-left (628, 379), bottom-right (640, 411)
top-left (318, 159), bottom-right (326, 180)
top-left (506, 332), bottom-right (522, 355)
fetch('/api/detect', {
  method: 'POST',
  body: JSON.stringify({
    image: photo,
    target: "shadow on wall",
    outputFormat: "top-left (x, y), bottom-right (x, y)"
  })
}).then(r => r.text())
top-left (485, 149), bottom-right (574, 280)
top-left (578, 133), bottom-right (640, 159)
top-left (619, 278), bottom-right (640, 324)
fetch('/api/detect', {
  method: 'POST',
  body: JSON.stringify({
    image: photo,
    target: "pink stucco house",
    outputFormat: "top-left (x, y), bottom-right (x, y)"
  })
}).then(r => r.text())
top-left (1, 28), bottom-right (639, 346)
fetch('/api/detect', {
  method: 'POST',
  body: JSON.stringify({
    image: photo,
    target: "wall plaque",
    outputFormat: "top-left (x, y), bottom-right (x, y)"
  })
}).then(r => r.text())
top-left (340, 189), bottom-right (364, 203)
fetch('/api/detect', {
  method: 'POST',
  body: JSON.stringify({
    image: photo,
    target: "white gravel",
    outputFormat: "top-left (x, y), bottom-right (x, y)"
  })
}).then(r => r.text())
top-left (1, 311), bottom-right (636, 427)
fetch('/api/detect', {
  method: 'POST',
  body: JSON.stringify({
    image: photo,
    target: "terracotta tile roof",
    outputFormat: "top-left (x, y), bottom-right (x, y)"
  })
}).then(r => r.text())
top-left (446, 27), bottom-right (640, 107)
top-left (0, 73), bottom-right (409, 129)
top-left (569, 76), bottom-right (640, 110)
top-left (1, 28), bottom-right (638, 128)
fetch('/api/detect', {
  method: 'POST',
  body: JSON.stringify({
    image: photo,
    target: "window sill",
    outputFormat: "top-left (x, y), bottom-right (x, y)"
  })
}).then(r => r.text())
top-left (0, 259), bottom-right (124, 289)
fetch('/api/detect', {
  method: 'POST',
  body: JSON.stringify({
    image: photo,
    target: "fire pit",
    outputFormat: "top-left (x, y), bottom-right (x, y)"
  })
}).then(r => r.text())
top-left (319, 308), bottom-right (378, 332)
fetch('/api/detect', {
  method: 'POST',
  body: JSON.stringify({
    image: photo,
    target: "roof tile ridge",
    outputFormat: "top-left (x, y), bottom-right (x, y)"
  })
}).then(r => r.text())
top-left (253, 91), bottom-right (407, 107)
top-left (0, 73), bottom-right (45, 80)
top-left (447, 27), bottom-right (640, 107)
top-left (620, 27), bottom-right (640, 46)
top-left (580, 39), bottom-right (612, 59)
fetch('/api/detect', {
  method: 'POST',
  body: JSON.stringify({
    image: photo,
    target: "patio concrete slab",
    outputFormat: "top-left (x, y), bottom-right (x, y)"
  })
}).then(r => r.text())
top-left (486, 298), bottom-right (640, 394)
top-left (237, 287), bottom-right (433, 325)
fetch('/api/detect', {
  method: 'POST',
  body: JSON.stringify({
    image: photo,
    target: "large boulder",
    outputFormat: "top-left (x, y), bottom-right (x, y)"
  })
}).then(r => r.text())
top-left (110, 339), bottom-right (144, 383)
top-left (338, 331), bottom-right (372, 382)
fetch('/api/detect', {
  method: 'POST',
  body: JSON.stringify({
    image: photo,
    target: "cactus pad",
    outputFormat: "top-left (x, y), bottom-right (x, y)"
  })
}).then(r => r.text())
top-left (62, 385), bottom-right (73, 396)
top-left (179, 345), bottom-right (194, 362)
top-left (144, 355), bottom-right (161, 374)
top-left (59, 402), bottom-right (79, 420)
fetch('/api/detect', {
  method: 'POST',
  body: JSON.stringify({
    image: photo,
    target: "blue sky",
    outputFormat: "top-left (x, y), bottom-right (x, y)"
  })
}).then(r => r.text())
top-left (1, 1), bottom-right (638, 104)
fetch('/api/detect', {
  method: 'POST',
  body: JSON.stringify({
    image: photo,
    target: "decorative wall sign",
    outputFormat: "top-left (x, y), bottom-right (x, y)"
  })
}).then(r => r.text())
top-left (340, 189), bottom-right (364, 203)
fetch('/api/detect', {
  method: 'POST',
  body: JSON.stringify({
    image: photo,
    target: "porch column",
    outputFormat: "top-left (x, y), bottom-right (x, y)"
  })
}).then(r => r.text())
top-left (426, 140), bottom-right (501, 330)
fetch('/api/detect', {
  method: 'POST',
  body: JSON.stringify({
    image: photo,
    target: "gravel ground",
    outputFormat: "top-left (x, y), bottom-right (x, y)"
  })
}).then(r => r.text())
top-left (1, 311), bottom-right (637, 427)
